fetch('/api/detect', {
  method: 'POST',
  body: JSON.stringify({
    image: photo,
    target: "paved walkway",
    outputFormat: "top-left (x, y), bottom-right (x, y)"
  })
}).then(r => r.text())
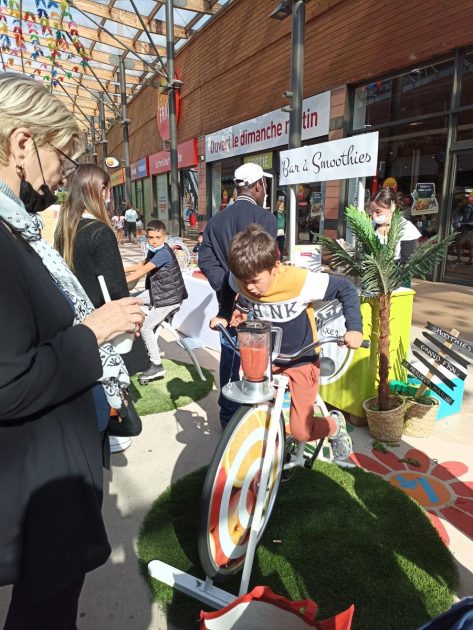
top-left (1, 240), bottom-right (471, 629)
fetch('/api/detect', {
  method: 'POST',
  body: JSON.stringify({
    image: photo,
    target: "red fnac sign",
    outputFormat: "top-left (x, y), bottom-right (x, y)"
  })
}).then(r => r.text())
top-left (156, 76), bottom-right (180, 141)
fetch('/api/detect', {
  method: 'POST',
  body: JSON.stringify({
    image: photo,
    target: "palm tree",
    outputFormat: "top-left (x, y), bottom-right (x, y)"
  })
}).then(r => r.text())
top-left (320, 206), bottom-right (455, 412)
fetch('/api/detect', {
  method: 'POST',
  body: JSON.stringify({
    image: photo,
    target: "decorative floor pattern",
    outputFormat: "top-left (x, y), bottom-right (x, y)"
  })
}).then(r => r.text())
top-left (350, 446), bottom-right (473, 545)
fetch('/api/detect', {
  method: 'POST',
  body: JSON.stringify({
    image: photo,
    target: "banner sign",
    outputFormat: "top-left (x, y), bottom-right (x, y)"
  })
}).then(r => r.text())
top-left (278, 132), bottom-right (379, 185)
top-left (413, 339), bottom-right (466, 380)
top-left (422, 332), bottom-right (470, 369)
top-left (243, 151), bottom-right (273, 170)
top-left (149, 139), bottom-right (198, 176)
top-left (402, 360), bottom-right (454, 405)
top-left (205, 91), bottom-right (330, 162)
top-left (426, 322), bottom-right (473, 357)
top-left (156, 76), bottom-right (181, 141)
top-left (131, 158), bottom-right (148, 181)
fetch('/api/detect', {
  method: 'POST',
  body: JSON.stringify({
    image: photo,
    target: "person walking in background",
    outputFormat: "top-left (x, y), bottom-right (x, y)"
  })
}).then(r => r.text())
top-left (0, 71), bottom-right (145, 630)
top-left (193, 231), bottom-right (204, 254)
top-left (54, 164), bottom-right (148, 455)
top-left (125, 220), bottom-right (188, 383)
top-left (112, 211), bottom-right (125, 244)
top-left (275, 198), bottom-right (286, 261)
top-left (124, 201), bottom-right (138, 243)
top-left (199, 162), bottom-right (277, 429)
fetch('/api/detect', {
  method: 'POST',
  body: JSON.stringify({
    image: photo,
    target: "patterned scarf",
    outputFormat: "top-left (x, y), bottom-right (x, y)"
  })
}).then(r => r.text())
top-left (0, 180), bottom-right (129, 408)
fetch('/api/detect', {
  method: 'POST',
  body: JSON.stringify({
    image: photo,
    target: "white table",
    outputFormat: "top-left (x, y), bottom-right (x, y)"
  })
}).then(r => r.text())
top-left (172, 273), bottom-right (220, 351)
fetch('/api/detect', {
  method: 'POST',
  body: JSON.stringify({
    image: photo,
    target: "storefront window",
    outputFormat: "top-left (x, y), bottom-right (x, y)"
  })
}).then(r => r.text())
top-left (182, 169), bottom-right (199, 232)
top-left (353, 60), bottom-right (454, 130)
top-left (274, 183), bottom-right (325, 245)
top-left (359, 117), bottom-right (448, 244)
top-left (154, 173), bottom-right (169, 224)
top-left (210, 157), bottom-right (241, 216)
top-left (133, 180), bottom-right (145, 214)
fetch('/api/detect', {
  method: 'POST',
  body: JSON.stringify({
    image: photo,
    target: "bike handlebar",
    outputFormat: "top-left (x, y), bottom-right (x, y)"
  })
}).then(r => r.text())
top-left (215, 323), bottom-right (370, 364)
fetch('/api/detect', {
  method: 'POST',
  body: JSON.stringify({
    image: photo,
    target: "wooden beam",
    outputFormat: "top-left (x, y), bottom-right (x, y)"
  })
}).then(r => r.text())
top-left (68, 0), bottom-right (187, 39)
top-left (56, 94), bottom-right (98, 115)
top-left (175, 0), bottom-right (222, 14)
top-left (69, 22), bottom-right (166, 58)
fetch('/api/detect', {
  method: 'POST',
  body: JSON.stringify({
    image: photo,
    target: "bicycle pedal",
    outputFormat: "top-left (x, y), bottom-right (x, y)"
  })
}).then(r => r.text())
top-left (303, 454), bottom-right (315, 470)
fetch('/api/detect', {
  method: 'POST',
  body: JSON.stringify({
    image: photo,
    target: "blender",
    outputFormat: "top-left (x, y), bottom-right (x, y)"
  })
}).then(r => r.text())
top-left (221, 320), bottom-right (282, 404)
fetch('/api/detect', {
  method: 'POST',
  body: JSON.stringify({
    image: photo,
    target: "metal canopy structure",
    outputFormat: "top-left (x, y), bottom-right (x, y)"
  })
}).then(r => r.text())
top-left (0, 0), bottom-right (230, 134)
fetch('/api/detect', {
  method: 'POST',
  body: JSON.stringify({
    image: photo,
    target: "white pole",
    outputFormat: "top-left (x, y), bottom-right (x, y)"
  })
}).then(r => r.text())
top-left (289, 185), bottom-right (297, 263)
top-left (357, 177), bottom-right (366, 212)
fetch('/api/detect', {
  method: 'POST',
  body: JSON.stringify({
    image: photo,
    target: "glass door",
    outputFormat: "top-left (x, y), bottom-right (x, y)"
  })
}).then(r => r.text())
top-left (443, 150), bottom-right (473, 285)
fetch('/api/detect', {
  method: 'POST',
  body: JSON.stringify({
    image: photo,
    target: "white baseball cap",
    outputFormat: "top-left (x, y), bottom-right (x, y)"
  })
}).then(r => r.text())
top-left (234, 163), bottom-right (273, 187)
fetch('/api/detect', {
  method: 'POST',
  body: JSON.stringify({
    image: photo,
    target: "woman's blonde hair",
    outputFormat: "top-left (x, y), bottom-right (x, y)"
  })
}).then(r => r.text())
top-left (55, 164), bottom-right (111, 270)
top-left (0, 72), bottom-right (83, 166)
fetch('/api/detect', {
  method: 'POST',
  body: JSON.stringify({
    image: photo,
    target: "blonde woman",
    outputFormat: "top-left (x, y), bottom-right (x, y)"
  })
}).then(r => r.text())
top-left (0, 72), bottom-right (144, 628)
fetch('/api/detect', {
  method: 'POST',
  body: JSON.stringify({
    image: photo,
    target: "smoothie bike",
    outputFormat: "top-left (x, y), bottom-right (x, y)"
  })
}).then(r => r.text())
top-left (148, 320), bottom-right (369, 608)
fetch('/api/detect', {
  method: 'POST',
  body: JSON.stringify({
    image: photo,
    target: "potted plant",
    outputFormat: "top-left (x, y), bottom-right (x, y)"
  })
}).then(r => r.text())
top-left (320, 206), bottom-right (454, 441)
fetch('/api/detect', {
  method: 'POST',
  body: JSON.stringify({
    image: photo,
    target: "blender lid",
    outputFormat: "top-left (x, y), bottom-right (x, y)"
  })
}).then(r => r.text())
top-left (237, 320), bottom-right (271, 333)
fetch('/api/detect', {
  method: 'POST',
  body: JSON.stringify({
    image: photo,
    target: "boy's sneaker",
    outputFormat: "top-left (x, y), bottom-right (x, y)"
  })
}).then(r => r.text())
top-left (328, 410), bottom-right (352, 461)
top-left (139, 363), bottom-right (166, 382)
top-left (109, 435), bottom-right (132, 453)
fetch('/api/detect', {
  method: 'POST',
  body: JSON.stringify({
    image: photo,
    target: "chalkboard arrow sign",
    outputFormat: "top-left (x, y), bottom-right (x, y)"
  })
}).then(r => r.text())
top-left (422, 332), bottom-right (470, 369)
top-left (413, 339), bottom-right (467, 380)
top-left (411, 350), bottom-right (456, 390)
top-left (426, 322), bottom-right (473, 358)
top-left (402, 359), bottom-right (454, 405)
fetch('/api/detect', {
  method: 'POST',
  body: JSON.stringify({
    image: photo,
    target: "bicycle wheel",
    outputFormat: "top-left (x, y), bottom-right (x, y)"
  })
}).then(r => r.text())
top-left (198, 403), bottom-right (285, 581)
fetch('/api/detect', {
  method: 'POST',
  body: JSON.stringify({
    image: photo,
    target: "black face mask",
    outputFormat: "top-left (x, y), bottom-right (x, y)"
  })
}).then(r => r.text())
top-left (20, 180), bottom-right (58, 214)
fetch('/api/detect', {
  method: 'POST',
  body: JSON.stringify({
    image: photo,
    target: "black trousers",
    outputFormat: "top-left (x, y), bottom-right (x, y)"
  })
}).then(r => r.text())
top-left (4, 576), bottom-right (85, 630)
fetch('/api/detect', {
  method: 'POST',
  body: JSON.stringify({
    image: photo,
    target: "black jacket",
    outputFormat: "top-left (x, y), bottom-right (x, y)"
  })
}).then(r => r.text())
top-left (70, 218), bottom-right (148, 374)
top-left (198, 198), bottom-right (277, 293)
top-left (0, 221), bottom-right (110, 598)
top-left (71, 218), bottom-right (129, 307)
top-left (146, 243), bottom-right (188, 307)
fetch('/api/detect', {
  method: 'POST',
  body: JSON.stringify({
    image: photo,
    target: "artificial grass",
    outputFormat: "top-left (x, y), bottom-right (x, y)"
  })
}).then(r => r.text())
top-left (129, 358), bottom-right (213, 416)
top-left (138, 462), bottom-right (458, 630)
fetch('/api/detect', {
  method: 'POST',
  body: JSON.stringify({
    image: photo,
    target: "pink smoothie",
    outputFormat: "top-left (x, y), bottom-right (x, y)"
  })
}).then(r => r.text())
top-left (240, 346), bottom-right (268, 382)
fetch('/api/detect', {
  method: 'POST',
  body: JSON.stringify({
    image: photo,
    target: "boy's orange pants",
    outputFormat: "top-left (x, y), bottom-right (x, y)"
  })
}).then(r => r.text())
top-left (272, 360), bottom-right (334, 443)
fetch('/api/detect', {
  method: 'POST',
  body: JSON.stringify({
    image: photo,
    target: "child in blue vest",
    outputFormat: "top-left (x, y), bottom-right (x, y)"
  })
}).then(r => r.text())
top-left (125, 220), bottom-right (188, 382)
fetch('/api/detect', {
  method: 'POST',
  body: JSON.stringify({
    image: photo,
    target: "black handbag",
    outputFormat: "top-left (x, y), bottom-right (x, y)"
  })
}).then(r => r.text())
top-left (108, 389), bottom-right (142, 437)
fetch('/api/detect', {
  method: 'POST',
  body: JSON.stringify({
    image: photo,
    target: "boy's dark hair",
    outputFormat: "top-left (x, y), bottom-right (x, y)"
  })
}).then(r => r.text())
top-left (198, 231), bottom-right (204, 236)
top-left (229, 224), bottom-right (279, 281)
top-left (146, 219), bottom-right (166, 233)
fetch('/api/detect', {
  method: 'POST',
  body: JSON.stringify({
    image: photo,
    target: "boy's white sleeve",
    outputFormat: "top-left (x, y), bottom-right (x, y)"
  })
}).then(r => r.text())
top-left (300, 270), bottom-right (330, 303)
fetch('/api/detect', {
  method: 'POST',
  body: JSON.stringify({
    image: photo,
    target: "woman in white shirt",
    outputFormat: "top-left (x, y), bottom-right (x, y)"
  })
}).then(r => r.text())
top-left (370, 188), bottom-right (421, 263)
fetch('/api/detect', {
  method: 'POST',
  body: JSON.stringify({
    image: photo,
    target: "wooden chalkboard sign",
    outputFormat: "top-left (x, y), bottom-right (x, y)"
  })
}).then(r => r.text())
top-left (402, 323), bottom-right (471, 406)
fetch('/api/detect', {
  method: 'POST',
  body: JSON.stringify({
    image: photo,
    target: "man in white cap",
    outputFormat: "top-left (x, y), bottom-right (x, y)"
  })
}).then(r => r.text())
top-left (199, 163), bottom-right (277, 429)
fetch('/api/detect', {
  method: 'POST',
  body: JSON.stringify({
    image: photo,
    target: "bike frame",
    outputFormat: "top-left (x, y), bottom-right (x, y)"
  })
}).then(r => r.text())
top-left (148, 335), bottom-right (364, 608)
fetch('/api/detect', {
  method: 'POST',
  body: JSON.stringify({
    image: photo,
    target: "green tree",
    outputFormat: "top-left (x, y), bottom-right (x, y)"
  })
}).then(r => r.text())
top-left (320, 206), bottom-right (455, 412)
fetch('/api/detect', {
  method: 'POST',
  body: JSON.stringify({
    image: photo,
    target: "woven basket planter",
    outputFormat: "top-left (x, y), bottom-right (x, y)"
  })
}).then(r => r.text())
top-left (363, 395), bottom-right (405, 442)
top-left (404, 397), bottom-right (439, 438)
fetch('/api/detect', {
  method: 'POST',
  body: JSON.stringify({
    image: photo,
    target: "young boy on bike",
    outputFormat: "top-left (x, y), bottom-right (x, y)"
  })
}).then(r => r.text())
top-left (125, 220), bottom-right (188, 382)
top-left (210, 224), bottom-right (363, 461)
